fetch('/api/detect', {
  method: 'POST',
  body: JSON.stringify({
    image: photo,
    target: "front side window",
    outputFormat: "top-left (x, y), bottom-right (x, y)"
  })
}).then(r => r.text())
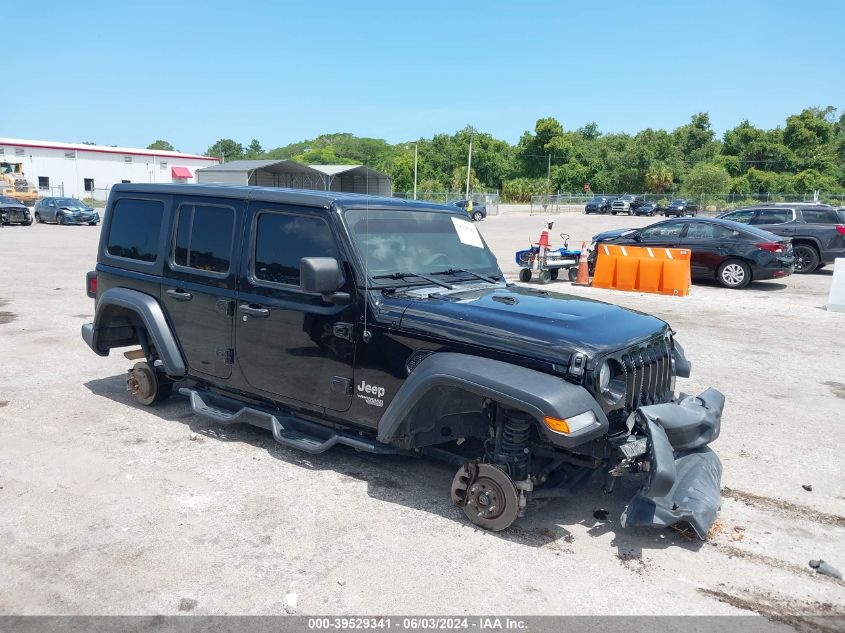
top-left (254, 212), bottom-right (339, 286)
top-left (106, 198), bottom-right (164, 262)
top-left (344, 209), bottom-right (499, 278)
top-left (173, 204), bottom-right (235, 274)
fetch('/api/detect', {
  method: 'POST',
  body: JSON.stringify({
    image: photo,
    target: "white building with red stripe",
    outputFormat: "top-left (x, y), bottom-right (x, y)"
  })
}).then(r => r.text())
top-left (0, 138), bottom-right (219, 201)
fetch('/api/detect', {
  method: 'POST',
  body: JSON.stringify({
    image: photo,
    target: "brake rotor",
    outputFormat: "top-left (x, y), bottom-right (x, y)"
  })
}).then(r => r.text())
top-left (451, 462), bottom-right (519, 532)
top-left (126, 362), bottom-right (157, 406)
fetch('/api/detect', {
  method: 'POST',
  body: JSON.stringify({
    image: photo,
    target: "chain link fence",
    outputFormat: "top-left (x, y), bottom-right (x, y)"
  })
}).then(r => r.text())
top-left (530, 192), bottom-right (845, 216)
top-left (394, 191), bottom-right (500, 216)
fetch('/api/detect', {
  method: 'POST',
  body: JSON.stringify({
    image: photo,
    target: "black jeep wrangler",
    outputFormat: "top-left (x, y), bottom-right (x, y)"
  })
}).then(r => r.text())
top-left (82, 184), bottom-right (724, 537)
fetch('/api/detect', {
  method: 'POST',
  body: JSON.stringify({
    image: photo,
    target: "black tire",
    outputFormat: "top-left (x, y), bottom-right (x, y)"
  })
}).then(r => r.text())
top-left (519, 268), bottom-right (532, 282)
top-left (539, 270), bottom-right (552, 285)
top-left (611, 211), bottom-right (617, 215)
top-left (24, 219), bottom-right (32, 226)
top-left (717, 259), bottom-right (751, 289)
top-left (472, 211), bottom-right (483, 222)
top-left (550, 268), bottom-right (559, 280)
top-left (88, 222), bottom-right (98, 226)
top-left (568, 267), bottom-right (579, 282)
top-left (56, 212), bottom-right (65, 225)
top-left (35, 212), bottom-right (43, 223)
top-left (792, 244), bottom-right (820, 274)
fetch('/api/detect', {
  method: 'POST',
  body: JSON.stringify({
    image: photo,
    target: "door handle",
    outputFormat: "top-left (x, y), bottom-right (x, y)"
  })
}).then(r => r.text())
top-left (238, 304), bottom-right (270, 318)
top-left (166, 288), bottom-right (193, 301)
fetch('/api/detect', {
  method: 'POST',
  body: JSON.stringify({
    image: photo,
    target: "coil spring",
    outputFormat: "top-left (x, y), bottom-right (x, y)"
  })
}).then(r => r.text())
top-left (499, 409), bottom-right (532, 480)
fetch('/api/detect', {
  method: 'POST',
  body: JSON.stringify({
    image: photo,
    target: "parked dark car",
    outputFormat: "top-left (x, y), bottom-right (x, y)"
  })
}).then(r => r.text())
top-left (610, 194), bottom-right (646, 215)
top-left (34, 197), bottom-right (100, 225)
top-left (633, 201), bottom-right (659, 217)
top-left (80, 183), bottom-right (725, 537)
top-left (662, 199), bottom-right (698, 217)
top-left (591, 217), bottom-right (794, 289)
top-left (0, 195), bottom-right (32, 226)
top-left (449, 199), bottom-right (486, 221)
top-left (717, 204), bottom-right (845, 273)
top-left (584, 196), bottom-right (616, 214)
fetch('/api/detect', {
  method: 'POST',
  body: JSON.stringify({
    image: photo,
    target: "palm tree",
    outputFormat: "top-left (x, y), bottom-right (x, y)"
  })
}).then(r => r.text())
top-left (645, 163), bottom-right (674, 193)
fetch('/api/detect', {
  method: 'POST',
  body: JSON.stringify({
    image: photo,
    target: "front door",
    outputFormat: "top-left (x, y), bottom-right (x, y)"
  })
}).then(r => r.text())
top-left (234, 203), bottom-right (355, 412)
top-left (162, 198), bottom-right (240, 380)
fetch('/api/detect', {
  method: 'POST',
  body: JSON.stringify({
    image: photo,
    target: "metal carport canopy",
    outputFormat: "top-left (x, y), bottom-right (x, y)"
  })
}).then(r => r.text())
top-left (309, 164), bottom-right (392, 196)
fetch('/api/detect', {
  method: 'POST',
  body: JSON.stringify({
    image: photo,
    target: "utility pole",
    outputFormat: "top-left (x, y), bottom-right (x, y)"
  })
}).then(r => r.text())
top-left (413, 143), bottom-right (418, 200)
top-left (465, 127), bottom-right (474, 201)
top-left (547, 154), bottom-right (551, 190)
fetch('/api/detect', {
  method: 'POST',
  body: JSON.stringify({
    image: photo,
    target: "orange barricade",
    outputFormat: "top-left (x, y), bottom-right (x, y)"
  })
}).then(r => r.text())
top-left (591, 244), bottom-right (691, 296)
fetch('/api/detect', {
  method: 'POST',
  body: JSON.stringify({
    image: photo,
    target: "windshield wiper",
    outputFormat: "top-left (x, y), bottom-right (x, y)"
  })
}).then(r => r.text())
top-left (372, 271), bottom-right (453, 289)
top-left (430, 268), bottom-right (501, 284)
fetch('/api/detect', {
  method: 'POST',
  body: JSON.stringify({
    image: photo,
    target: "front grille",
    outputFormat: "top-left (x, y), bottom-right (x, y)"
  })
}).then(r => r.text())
top-left (620, 338), bottom-right (674, 412)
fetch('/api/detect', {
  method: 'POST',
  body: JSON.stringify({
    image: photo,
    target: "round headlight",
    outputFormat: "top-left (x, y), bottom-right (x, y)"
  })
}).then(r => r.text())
top-left (599, 361), bottom-right (611, 392)
top-left (599, 359), bottom-right (625, 404)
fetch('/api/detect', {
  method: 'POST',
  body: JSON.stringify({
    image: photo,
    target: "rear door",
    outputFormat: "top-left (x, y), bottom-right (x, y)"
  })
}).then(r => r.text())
top-left (161, 198), bottom-right (241, 380)
top-left (681, 221), bottom-right (741, 278)
top-left (750, 208), bottom-right (795, 237)
top-left (234, 203), bottom-right (355, 412)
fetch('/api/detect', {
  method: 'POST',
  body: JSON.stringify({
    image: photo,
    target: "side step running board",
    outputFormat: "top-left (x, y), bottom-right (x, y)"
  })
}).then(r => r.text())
top-left (179, 388), bottom-right (399, 456)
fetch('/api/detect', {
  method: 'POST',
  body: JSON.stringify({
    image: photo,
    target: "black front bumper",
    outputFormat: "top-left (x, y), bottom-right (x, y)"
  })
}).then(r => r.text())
top-left (620, 388), bottom-right (724, 539)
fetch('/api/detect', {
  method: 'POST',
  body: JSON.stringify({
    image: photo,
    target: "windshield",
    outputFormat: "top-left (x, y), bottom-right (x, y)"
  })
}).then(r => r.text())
top-left (0, 195), bottom-right (20, 204)
top-left (669, 199), bottom-right (685, 205)
top-left (55, 198), bottom-right (85, 207)
top-left (344, 209), bottom-right (500, 280)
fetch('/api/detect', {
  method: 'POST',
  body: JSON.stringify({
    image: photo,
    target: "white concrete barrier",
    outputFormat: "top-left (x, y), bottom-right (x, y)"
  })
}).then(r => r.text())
top-left (827, 258), bottom-right (845, 312)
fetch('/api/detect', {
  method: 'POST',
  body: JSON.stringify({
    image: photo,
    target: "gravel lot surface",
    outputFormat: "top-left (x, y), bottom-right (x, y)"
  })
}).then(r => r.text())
top-left (1, 212), bottom-right (843, 621)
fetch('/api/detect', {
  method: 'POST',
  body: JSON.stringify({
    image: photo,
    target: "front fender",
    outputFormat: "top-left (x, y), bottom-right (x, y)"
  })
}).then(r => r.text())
top-left (377, 352), bottom-right (607, 449)
top-left (82, 287), bottom-right (187, 378)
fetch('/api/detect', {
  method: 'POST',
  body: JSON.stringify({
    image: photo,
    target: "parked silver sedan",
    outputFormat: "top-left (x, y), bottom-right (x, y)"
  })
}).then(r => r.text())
top-left (34, 197), bottom-right (100, 225)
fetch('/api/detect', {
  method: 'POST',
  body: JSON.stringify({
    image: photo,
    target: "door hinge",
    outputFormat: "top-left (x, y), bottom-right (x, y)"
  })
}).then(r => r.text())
top-left (333, 322), bottom-right (353, 342)
top-left (216, 347), bottom-right (234, 365)
top-left (330, 376), bottom-right (353, 396)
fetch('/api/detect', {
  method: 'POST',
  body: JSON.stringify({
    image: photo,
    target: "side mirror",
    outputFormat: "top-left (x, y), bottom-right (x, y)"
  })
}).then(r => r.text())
top-left (633, 233), bottom-right (643, 242)
top-left (300, 257), bottom-right (348, 303)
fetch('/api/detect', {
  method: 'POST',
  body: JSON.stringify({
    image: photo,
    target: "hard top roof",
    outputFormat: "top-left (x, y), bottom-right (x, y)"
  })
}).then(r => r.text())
top-left (109, 183), bottom-right (454, 213)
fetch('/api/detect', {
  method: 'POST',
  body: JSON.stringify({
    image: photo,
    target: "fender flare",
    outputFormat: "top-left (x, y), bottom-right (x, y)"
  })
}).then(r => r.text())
top-left (376, 352), bottom-right (607, 449)
top-left (82, 287), bottom-right (187, 378)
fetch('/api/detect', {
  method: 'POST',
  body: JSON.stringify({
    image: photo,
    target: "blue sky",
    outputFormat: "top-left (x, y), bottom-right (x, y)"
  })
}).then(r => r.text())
top-left (10, 0), bottom-right (844, 154)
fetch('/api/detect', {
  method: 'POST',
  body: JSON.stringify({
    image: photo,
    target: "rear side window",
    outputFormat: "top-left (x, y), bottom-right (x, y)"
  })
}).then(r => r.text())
top-left (173, 204), bottom-right (235, 274)
top-left (802, 209), bottom-right (841, 224)
top-left (106, 198), bottom-right (164, 262)
top-left (254, 212), bottom-right (340, 287)
top-left (685, 223), bottom-right (738, 239)
top-left (753, 209), bottom-right (792, 224)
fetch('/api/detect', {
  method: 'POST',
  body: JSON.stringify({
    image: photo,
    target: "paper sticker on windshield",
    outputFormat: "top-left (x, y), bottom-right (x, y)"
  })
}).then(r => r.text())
top-left (451, 217), bottom-right (484, 248)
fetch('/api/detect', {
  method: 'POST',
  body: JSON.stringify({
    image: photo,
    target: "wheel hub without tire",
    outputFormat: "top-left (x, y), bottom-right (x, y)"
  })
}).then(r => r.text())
top-left (126, 362), bottom-right (157, 406)
top-left (451, 462), bottom-right (520, 532)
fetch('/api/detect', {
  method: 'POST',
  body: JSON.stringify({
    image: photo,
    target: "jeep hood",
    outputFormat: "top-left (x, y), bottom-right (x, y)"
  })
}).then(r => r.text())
top-left (391, 284), bottom-right (667, 363)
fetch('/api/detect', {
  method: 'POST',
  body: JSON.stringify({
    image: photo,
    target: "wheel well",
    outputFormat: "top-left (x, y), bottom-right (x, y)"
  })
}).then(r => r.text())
top-left (94, 305), bottom-right (156, 357)
top-left (792, 239), bottom-right (820, 254)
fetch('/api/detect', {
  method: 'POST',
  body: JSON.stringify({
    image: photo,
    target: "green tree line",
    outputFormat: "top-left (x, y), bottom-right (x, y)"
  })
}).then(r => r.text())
top-left (163, 106), bottom-right (845, 202)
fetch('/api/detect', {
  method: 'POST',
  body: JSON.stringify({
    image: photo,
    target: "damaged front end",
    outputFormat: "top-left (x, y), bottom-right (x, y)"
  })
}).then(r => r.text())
top-left (612, 388), bottom-right (724, 539)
